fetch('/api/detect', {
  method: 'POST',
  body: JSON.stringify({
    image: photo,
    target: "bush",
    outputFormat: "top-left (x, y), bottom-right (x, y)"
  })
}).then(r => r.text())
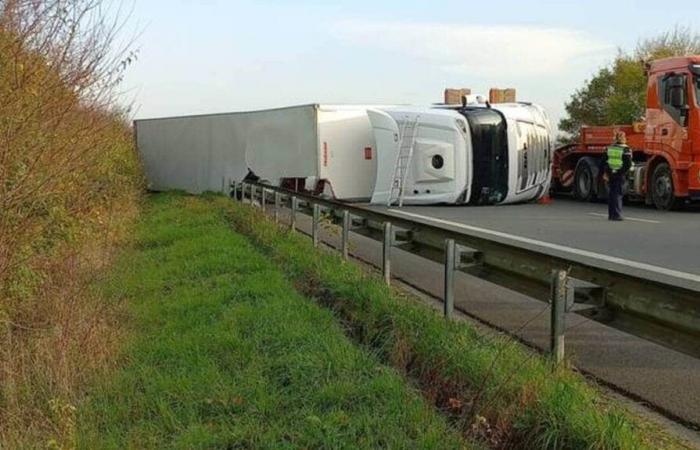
top-left (0, 1), bottom-right (142, 446)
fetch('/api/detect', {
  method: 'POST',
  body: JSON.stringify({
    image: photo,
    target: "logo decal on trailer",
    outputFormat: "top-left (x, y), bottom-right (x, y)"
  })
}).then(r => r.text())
top-left (364, 147), bottom-right (372, 160)
top-left (323, 142), bottom-right (328, 167)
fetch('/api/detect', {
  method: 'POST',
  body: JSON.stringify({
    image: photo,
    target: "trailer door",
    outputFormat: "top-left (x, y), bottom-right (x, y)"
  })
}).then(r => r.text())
top-left (367, 109), bottom-right (400, 204)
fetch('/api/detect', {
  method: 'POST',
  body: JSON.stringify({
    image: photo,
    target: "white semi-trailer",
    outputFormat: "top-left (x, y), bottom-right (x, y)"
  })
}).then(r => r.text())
top-left (135, 101), bottom-right (552, 205)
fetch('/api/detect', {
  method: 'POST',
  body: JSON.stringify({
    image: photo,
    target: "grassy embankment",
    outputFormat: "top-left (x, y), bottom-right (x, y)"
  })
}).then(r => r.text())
top-left (0, 2), bottom-right (142, 446)
top-left (77, 193), bottom-right (681, 450)
top-left (226, 195), bottom-right (681, 450)
top-left (77, 194), bottom-right (476, 449)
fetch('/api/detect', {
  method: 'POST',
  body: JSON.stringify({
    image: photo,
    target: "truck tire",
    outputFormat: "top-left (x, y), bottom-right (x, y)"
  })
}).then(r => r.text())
top-left (651, 162), bottom-right (680, 210)
top-left (573, 157), bottom-right (598, 202)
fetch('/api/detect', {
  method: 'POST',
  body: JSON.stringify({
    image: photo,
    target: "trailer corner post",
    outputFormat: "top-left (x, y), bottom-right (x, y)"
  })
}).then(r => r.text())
top-left (274, 192), bottom-right (280, 223)
top-left (444, 239), bottom-right (456, 319)
top-left (341, 210), bottom-right (350, 261)
top-left (550, 269), bottom-right (568, 365)
top-left (312, 204), bottom-right (320, 247)
top-left (290, 196), bottom-right (297, 231)
top-left (383, 222), bottom-right (392, 285)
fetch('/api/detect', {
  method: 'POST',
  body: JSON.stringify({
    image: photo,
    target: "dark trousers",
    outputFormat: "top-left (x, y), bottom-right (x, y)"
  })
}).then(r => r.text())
top-left (608, 174), bottom-right (624, 220)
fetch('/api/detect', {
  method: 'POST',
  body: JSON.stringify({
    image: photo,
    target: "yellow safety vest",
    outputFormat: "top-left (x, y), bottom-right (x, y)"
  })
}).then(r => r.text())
top-left (607, 145), bottom-right (625, 171)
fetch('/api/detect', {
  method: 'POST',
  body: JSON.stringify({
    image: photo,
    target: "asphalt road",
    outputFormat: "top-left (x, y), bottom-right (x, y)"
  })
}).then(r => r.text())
top-left (368, 198), bottom-right (700, 275)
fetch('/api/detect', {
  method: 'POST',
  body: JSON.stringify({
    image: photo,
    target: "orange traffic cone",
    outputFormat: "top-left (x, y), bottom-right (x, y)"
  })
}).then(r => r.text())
top-left (538, 194), bottom-right (553, 205)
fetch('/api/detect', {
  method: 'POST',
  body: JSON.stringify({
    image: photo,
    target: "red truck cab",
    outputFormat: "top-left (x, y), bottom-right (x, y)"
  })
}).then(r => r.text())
top-left (552, 55), bottom-right (700, 209)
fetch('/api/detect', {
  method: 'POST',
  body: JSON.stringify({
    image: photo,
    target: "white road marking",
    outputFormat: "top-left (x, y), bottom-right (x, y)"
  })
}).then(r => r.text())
top-left (587, 212), bottom-right (660, 224)
top-left (386, 208), bottom-right (700, 285)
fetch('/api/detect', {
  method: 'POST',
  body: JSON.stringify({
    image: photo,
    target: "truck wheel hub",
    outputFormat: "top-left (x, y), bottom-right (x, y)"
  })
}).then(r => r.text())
top-left (656, 176), bottom-right (672, 197)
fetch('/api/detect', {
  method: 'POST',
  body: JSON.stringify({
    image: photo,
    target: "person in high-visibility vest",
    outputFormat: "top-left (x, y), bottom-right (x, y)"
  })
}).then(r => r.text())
top-left (602, 131), bottom-right (632, 221)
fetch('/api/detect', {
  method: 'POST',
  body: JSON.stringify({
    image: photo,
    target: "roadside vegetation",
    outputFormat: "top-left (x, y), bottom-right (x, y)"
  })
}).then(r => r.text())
top-left (77, 193), bottom-right (475, 449)
top-left (0, 1), bottom-right (141, 446)
top-left (227, 196), bottom-right (683, 450)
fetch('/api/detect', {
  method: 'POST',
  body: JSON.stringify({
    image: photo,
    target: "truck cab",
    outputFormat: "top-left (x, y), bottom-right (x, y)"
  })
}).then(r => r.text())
top-left (551, 55), bottom-right (700, 210)
top-left (644, 56), bottom-right (700, 208)
top-left (368, 102), bottom-right (552, 206)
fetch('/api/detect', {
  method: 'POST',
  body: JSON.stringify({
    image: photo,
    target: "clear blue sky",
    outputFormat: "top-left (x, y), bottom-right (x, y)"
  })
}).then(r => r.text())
top-left (120, 0), bottom-right (700, 130)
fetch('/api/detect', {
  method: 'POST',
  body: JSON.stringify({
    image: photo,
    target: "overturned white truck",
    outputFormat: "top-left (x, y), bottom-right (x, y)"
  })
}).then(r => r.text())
top-left (135, 101), bottom-right (552, 205)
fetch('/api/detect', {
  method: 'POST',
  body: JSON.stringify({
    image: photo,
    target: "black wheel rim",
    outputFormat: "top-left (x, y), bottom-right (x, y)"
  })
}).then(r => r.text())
top-left (654, 170), bottom-right (673, 207)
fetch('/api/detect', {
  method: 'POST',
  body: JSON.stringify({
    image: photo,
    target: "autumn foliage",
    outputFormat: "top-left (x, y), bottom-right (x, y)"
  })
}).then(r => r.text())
top-left (0, 0), bottom-right (142, 445)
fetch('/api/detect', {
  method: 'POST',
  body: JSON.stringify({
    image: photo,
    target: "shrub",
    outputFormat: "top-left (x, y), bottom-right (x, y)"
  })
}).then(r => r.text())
top-left (0, 1), bottom-right (142, 445)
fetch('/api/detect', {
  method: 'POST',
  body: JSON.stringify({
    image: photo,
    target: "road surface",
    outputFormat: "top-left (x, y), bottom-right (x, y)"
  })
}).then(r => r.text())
top-left (366, 198), bottom-right (700, 275)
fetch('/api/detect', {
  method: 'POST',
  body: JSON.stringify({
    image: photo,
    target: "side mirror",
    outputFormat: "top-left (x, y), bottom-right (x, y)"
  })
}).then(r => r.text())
top-left (670, 86), bottom-right (686, 108)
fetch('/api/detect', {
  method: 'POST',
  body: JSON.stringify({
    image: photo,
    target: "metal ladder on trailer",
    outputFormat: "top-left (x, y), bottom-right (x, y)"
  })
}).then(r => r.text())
top-left (387, 115), bottom-right (420, 207)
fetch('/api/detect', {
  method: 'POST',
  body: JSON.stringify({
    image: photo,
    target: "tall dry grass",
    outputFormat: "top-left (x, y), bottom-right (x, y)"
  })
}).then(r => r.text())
top-left (0, 0), bottom-right (142, 446)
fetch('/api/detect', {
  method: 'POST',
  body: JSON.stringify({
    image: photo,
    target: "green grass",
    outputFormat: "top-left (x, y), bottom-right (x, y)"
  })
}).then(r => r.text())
top-left (77, 193), bottom-right (473, 449)
top-left (226, 195), bottom-right (678, 450)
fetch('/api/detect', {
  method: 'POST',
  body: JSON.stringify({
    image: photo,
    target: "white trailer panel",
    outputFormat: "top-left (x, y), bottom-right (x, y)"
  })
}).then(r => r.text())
top-left (317, 106), bottom-right (377, 200)
top-left (135, 105), bottom-right (319, 194)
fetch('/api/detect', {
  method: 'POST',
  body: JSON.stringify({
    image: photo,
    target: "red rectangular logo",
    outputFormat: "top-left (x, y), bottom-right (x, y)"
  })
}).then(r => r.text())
top-left (364, 147), bottom-right (372, 160)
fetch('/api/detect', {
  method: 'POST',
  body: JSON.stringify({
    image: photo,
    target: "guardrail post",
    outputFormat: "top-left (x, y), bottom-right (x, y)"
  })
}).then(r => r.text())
top-left (341, 210), bottom-right (350, 261)
top-left (550, 269), bottom-right (567, 365)
top-left (290, 196), bottom-right (297, 231)
top-left (312, 204), bottom-right (320, 247)
top-left (261, 188), bottom-right (267, 211)
top-left (444, 239), bottom-right (456, 319)
top-left (383, 222), bottom-right (392, 285)
top-left (274, 192), bottom-right (280, 223)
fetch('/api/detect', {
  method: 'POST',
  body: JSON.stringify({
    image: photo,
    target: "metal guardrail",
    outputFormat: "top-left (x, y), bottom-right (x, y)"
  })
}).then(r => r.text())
top-left (233, 181), bottom-right (700, 361)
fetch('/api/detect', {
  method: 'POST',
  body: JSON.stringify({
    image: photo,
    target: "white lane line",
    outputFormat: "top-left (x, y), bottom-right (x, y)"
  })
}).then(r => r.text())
top-left (386, 208), bottom-right (700, 284)
top-left (588, 212), bottom-right (660, 224)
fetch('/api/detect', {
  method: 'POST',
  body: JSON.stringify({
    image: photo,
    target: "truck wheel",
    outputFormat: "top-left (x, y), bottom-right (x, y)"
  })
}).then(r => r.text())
top-left (651, 163), bottom-right (680, 210)
top-left (573, 157), bottom-right (598, 202)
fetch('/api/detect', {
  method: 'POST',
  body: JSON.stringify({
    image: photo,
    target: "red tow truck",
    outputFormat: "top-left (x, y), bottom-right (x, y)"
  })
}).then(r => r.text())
top-left (551, 56), bottom-right (700, 209)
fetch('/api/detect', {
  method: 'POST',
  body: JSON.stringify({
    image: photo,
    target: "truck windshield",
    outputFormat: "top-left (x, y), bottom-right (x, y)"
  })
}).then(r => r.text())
top-left (459, 108), bottom-right (509, 205)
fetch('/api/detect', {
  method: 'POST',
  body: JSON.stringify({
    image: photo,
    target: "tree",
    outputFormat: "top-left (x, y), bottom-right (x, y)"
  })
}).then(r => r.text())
top-left (558, 26), bottom-right (700, 143)
top-left (636, 25), bottom-right (700, 61)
